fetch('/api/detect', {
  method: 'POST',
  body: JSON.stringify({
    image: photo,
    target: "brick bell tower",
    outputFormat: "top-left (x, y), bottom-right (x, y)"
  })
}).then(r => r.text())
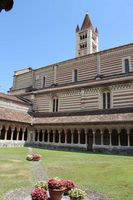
top-left (76, 14), bottom-right (98, 57)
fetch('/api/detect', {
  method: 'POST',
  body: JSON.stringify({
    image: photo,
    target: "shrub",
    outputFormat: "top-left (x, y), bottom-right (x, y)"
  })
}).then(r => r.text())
top-left (35, 181), bottom-right (48, 190)
top-left (48, 178), bottom-right (65, 189)
top-left (68, 188), bottom-right (86, 200)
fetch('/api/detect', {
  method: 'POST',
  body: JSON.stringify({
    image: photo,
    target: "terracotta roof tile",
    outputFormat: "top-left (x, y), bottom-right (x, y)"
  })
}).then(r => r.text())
top-left (33, 113), bottom-right (133, 125)
top-left (0, 107), bottom-right (31, 123)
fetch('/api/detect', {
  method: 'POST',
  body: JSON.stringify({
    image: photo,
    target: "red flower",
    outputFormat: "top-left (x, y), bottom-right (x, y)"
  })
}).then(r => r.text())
top-left (31, 188), bottom-right (48, 200)
top-left (48, 178), bottom-right (65, 189)
top-left (64, 180), bottom-right (75, 190)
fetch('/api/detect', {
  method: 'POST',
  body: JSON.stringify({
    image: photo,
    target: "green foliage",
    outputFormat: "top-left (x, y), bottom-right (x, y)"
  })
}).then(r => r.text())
top-left (35, 181), bottom-right (48, 190)
top-left (68, 188), bottom-right (86, 200)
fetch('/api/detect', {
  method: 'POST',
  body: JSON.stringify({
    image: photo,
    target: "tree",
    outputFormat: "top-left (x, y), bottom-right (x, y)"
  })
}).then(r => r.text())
top-left (0, 0), bottom-right (14, 12)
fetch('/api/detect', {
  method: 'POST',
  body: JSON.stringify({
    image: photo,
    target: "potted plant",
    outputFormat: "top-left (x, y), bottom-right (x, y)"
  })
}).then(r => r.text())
top-left (31, 188), bottom-right (48, 200)
top-left (68, 188), bottom-right (86, 200)
top-left (64, 179), bottom-right (75, 195)
top-left (35, 181), bottom-right (48, 190)
top-left (48, 177), bottom-right (66, 200)
top-left (26, 154), bottom-right (33, 161)
top-left (32, 153), bottom-right (41, 161)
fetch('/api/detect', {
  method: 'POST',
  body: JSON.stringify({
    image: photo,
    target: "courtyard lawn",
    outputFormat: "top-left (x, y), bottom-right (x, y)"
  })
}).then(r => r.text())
top-left (0, 148), bottom-right (33, 200)
top-left (36, 149), bottom-right (133, 200)
top-left (0, 148), bottom-right (133, 200)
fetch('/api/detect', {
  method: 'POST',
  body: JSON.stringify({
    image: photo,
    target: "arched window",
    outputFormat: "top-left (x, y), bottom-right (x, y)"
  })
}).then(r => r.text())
top-left (72, 69), bottom-right (78, 82)
top-left (52, 97), bottom-right (59, 112)
top-left (102, 91), bottom-right (111, 109)
top-left (122, 57), bottom-right (131, 73)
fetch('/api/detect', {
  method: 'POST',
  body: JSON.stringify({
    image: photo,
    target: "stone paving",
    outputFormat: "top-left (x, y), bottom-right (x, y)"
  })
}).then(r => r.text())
top-left (4, 148), bottom-right (108, 200)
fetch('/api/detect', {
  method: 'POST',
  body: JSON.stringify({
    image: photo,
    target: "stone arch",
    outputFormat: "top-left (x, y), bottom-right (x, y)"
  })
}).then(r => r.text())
top-left (66, 129), bottom-right (71, 144)
top-left (0, 126), bottom-right (5, 140)
top-left (35, 130), bottom-right (38, 141)
top-left (18, 128), bottom-right (23, 141)
top-left (7, 126), bottom-right (12, 140)
top-left (61, 130), bottom-right (65, 143)
top-left (95, 129), bottom-right (101, 145)
top-left (120, 129), bottom-right (128, 146)
top-left (24, 128), bottom-right (28, 141)
top-left (73, 129), bottom-right (78, 144)
top-left (44, 130), bottom-right (48, 142)
top-left (39, 130), bottom-right (43, 142)
top-left (80, 129), bottom-right (85, 144)
top-left (103, 129), bottom-right (110, 145)
top-left (13, 127), bottom-right (17, 140)
top-left (112, 129), bottom-right (118, 146)
top-left (130, 129), bottom-right (133, 146)
top-left (55, 130), bottom-right (59, 143)
top-left (49, 130), bottom-right (53, 143)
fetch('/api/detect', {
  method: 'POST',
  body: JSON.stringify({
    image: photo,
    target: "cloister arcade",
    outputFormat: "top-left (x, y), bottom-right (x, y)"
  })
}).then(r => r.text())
top-left (1, 123), bottom-right (133, 151)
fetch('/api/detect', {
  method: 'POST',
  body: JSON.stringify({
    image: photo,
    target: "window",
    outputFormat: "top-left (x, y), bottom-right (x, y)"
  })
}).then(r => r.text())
top-left (122, 57), bottom-right (131, 73)
top-left (42, 76), bottom-right (46, 88)
top-left (102, 91), bottom-right (111, 109)
top-left (73, 69), bottom-right (78, 82)
top-left (124, 59), bottom-right (130, 73)
top-left (53, 97), bottom-right (58, 112)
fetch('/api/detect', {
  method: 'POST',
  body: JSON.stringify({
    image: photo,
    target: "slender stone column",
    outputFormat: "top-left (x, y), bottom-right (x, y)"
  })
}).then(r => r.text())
top-left (42, 131), bottom-right (45, 143)
top-left (93, 130), bottom-right (95, 145)
top-left (53, 130), bottom-right (56, 143)
top-left (85, 130), bottom-right (87, 145)
top-left (17, 129), bottom-right (20, 141)
top-left (78, 130), bottom-right (80, 144)
top-left (11, 129), bottom-right (14, 140)
top-left (0, 128), bottom-right (2, 139)
top-left (118, 131), bottom-right (121, 146)
top-left (47, 130), bottom-right (50, 143)
top-left (127, 130), bottom-right (130, 147)
top-left (59, 130), bottom-right (61, 144)
top-left (4, 128), bottom-right (8, 140)
top-left (109, 131), bottom-right (112, 146)
top-left (37, 131), bottom-right (39, 142)
top-left (64, 130), bottom-right (67, 144)
top-left (71, 130), bottom-right (74, 144)
top-left (101, 131), bottom-right (103, 145)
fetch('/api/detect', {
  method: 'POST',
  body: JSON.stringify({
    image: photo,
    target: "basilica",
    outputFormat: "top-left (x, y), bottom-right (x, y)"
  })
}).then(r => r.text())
top-left (0, 14), bottom-right (133, 154)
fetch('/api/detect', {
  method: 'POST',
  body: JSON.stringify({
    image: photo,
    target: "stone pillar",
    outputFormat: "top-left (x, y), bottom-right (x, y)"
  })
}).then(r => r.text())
top-left (93, 130), bottom-right (95, 145)
top-left (4, 128), bottom-right (8, 140)
top-left (118, 131), bottom-right (121, 146)
top-left (109, 131), bottom-right (112, 146)
top-left (85, 130), bottom-right (87, 145)
top-left (42, 131), bottom-right (45, 143)
top-left (127, 130), bottom-right (130, 147)
top-left (71, 130), bottom-right (74, 144)
top-left (78, 130), bottom-right (80, 144)
top-left (37, 131), bottom-right (39, 142)
top-left (53, 130), bottom-right (56, 143)
top-left (11, 129), bottom-right (14, 140)
top-left (17, 129), bottom-right (20, 141)
top-left (59, 130), bottom-right (61, 144)
top-left (64, 130), bottom-right (67, 144)
top-left (47, 130), bottom-right (50, 143)
top-left (101, 131), bottom-right (103, 145)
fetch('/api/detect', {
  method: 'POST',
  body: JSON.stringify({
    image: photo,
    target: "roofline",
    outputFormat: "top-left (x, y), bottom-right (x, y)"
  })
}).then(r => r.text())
top-left (32, 43), bottom-right (133, 72)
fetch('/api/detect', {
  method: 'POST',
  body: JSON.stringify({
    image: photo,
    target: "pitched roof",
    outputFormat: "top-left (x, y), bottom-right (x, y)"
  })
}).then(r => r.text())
top-left (33, 113), bottom-right (133, 125)
top-left (0, 107), bottom-right (31, 124)
top-left (0, 93), bottom-right (30, 105)
top-left (81, 14), bottom-right (92, 30)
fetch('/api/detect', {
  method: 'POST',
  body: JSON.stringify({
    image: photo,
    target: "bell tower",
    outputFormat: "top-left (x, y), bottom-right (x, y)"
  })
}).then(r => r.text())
top-left (76, 14), bottom-right (98, 57)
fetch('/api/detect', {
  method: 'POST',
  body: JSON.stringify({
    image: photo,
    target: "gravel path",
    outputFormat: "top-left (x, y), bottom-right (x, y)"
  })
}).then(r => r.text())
top-left (4, 148), bottom-right (109, 200)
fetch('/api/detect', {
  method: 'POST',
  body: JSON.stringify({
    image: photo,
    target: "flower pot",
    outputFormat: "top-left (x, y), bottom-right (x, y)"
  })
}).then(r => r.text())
top-left (49, 188), bottom-right (65, 200)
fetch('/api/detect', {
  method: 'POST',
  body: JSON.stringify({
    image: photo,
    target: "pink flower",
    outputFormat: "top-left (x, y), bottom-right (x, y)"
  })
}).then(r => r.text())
top-left (31, 188), bottom-right (48, 200)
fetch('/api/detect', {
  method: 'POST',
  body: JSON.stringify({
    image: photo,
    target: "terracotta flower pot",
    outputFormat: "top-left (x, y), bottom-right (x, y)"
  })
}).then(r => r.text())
top-left (49, 188), bottom-right (65, 200)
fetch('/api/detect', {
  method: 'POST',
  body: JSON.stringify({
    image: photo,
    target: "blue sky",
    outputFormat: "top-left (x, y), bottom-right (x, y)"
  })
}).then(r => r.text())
top-left (0, 0), bottom-right (133, 93)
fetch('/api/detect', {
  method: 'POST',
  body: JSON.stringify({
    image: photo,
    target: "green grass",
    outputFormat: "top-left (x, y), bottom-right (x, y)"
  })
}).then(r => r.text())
top-left (0, 148), bottom-right (33, 200)
top-left (0, 147), bottom-right (133, 200)
top-left (35, 149), bottom-right (133, 200)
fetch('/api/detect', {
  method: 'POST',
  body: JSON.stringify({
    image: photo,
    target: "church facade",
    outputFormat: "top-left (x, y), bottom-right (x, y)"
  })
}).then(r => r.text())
top-left (1, 15), bottom-right (133, 154)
